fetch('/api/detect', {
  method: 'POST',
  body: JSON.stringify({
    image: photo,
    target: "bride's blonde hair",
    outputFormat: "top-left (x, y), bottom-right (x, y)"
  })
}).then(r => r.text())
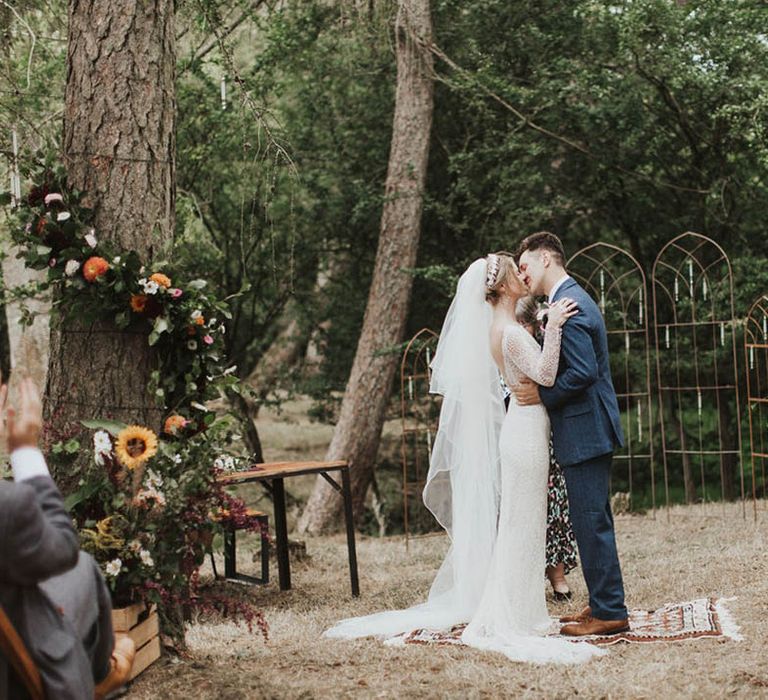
top-left (485, 251), bottom-right (517, 305)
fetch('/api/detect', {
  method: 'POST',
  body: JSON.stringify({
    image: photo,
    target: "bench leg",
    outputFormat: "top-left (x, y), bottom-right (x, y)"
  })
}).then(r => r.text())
top-left (259, 515), bottom-right (270, 584)
top-left (341, 469), bottom-right (360, 597)
top-left (224, 526), bottom-right (237, 579)
top-left (272, 477), bottom-right (291, 591)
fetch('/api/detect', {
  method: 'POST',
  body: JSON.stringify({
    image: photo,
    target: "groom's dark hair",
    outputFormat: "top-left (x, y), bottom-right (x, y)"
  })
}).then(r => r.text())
top-left (516, 231), bottom-right (566, 266)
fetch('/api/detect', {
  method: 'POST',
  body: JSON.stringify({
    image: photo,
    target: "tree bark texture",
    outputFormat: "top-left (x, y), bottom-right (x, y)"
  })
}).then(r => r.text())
top-left (298, 0), bottom-right (434, 534)
top-left (46, 0), bottom-right (175, 491)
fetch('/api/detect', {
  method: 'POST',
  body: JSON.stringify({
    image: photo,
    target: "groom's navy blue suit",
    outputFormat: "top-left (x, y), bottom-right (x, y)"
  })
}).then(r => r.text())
top-left (540, 277), bottom-right (628, 621)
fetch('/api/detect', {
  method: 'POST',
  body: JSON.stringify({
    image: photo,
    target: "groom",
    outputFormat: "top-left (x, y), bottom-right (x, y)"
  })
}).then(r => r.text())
top-left (514, 232), bottom-right (630, 636)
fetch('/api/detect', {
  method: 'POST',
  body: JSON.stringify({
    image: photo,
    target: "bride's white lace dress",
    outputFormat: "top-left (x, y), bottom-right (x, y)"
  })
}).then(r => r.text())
top-left (325, 260), bottom-right (603, 665)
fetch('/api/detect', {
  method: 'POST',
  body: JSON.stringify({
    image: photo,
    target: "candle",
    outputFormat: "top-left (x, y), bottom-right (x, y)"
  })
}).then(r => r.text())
top-left (638, 286), bottom-right (644, 324)
top-left (750, 346), bottom-right (755, 370)
top-left (625, 332), bottom-right (630, 353)
top-left (408, 376), bottom-right (413, 400)
top-left (702, 278), bottom-right (708, 301)
top-left (688, 259), bottom-right (694, 294)
top-left (220, 76), bottom-right (227, 110)
top-left (697, 390), bottom-right (702, 417)
top-left (720, 322), bottom-right (725, 346)
top-left (599, 269), bottom-right (605, 312)
top-left (665, 325), bottom-right (670, 349)
top-left (637, 400), bottom-right (643, 442)
top-left (674, 277), bottom-right (679, 302)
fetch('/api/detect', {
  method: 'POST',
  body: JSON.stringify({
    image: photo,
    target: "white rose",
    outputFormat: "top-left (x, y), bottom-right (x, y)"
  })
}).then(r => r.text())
top-left (56, 211), bottom-right (71, 222)
top-left (105, 558), bottom-right (122, 578)
top-left (85, 231), bottom-right (98, 248)
top-left (93, 430), bottom-right (112, 456)
top-left (139, 549), bottom-right (154, 567)
top-left (129, 539), bottom-right (142, 554)
top-left (65, 260), bottom-right (81, 277)
top-left (190, 309), bottom-right (203, 320)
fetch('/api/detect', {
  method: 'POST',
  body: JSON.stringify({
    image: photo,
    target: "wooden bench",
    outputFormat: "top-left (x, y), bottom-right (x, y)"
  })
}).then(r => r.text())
top-left (216, 460), bottom-right (359, 596)
top-left (209, 508), bottom-right (270, 585)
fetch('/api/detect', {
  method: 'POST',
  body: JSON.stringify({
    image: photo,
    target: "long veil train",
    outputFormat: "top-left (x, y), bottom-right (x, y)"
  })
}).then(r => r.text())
top-left (324, 259), bottom-right (604, 664)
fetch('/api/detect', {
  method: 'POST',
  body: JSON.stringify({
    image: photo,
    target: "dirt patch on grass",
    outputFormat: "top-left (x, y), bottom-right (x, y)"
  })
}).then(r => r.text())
top-left (126, 499), bottom-right (768, 699)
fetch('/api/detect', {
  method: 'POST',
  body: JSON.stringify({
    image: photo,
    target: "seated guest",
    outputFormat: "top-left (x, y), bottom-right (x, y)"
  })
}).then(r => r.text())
top-left (0, 377), bottom-right (135, 699)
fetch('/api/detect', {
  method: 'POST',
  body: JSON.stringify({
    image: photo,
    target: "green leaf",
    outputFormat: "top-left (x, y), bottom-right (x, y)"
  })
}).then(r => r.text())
top-left (81, 419), bottom-right (128, 436)
top-left (64, 477), bottom-right (104, 511)
top-left (64, 438), bottom-right (81, 454)
top-left (0, 192), bottom-right (12, 206)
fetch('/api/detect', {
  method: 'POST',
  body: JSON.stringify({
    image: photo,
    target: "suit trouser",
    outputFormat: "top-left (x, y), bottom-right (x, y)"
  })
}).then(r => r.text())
top-left (562, 452), bottom-right (628, 621)
top-left (39, 551), bottom-right (114, 683)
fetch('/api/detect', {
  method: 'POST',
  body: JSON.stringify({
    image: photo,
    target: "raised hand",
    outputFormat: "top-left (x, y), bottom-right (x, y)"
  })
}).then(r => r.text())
top-left (546, 298), bottom-right (579, 329)
top-left (6, 377), bottom-right (43, 452)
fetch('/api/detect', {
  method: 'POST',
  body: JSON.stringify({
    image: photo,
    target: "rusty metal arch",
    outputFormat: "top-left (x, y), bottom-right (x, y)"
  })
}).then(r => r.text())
top-left (399, 327), bottom-right (441, 547)
top-left (567, 243), bottom-right (656, 512)
top-left (744, 295), bottom-right (768, 519)
top-left (651, 232), bottom-right (745, 517)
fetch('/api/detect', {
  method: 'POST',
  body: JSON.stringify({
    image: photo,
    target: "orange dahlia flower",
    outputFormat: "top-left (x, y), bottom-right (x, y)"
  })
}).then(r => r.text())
top-left (130, 294), bottom-right (148, 313)
top-left (163, 414), bottom-right (188, 435)
top-left (149, 272), bottom-right (171, 288)
top-left (83, 256), bottom-right (110, 282)
top-left (194, 316), bottom-right (205, 326)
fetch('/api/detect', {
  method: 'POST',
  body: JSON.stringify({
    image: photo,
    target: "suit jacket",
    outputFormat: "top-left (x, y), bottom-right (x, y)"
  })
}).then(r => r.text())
top-left (0, 474), bottom-right (95, 700)
top-left (539, 277), bottom-right (624, 466)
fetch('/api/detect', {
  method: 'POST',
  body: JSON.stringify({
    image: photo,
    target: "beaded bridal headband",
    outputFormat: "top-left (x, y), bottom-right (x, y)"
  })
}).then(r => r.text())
top-left (486, 254), bottom-right (501, 289)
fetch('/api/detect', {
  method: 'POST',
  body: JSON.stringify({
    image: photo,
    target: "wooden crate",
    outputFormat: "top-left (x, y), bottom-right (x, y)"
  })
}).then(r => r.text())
top-left (111, 602), bottom-right (161, 680)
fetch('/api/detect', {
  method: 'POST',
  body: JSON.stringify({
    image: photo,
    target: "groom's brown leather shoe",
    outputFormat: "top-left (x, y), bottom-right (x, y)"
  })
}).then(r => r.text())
top-left (95, 634), bottom-right (136, 699)
top-left (560, 616), bottom-right (630, 637)
top-left (559, 606), bottom-right (591, 624)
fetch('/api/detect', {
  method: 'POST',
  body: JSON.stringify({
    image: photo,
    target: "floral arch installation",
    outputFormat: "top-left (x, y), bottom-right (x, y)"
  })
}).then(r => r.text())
top-left (651, 232), bottom-right (745, 517)
top-left (743, 295), bottom-right (768, 518)
top-left (399, 328), bottom-right (441, 548)
top-left (567, 243), bottom-right (656, 511)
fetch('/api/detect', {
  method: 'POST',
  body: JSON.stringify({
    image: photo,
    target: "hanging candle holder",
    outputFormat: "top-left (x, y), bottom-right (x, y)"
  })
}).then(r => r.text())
top-left (697, 390), bottom-right (702, 417)
top-left (408, 375), bottom-right (414, 401)
top-left (625, 331), bottom-right (630, 354)
top-left (638, 286), bottom-right (644, 325)
top-left (665, 325), bottom-right (670, 349)
top-left (750, 346), bottom-right (755, 371)
top-left (220, 76), bottom-right (227, 110)
top-left (702, 277), bottom-right (708, 302)
top-left (637, 400), bottom-right (643, 442)
top-left (674, 276), bottom-right (679, 303)
top-left (762, 315), bottom-right (767, 341)
top-left (599, 269), bottom-right (606, 313)
top-left (425, 347), bottom-right (432, 381)
top-left (720, 322), bottom-right (726, 347)
top-left (687, 259), bottom-right (694, 297)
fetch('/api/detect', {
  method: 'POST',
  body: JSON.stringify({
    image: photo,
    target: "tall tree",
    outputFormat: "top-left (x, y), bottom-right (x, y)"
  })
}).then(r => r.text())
top-left (45, 0), bottom-right (175, 490)
top-left (298, 0), bottom-right (434, 533)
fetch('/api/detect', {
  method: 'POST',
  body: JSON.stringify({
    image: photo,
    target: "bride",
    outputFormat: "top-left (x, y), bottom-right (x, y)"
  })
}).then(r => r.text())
top-left (326, 254), bottom-right (604, 664)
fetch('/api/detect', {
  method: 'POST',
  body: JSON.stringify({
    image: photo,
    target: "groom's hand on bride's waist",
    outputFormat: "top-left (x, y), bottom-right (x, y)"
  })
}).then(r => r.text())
top-left (513, 378), bottom-right (541, 406)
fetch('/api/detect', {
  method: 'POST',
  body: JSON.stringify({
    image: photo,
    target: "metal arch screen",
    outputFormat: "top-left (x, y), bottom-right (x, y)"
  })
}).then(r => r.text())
top-left (744, 295), bottom-right (768, 519)
top-left (399, 328), bottom-right (442, 547)
top-left (567, 243), bottom-right (656, 512)
top-left (651, 232), bottom-right (745, 516)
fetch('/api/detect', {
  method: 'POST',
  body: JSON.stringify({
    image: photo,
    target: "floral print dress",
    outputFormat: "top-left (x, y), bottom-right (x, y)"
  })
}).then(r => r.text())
top-left (545, 440), bottom-right (578, 573)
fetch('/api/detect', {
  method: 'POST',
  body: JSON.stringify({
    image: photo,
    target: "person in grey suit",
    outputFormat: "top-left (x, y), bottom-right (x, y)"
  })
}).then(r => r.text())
top-left (0, 378), bottom-right (134, 699)
top-left (515, 232), bottom-right (630, 637)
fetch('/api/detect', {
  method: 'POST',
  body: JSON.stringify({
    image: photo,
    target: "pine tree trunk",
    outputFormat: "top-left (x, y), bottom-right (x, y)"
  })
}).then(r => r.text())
top-left (46, 0), bottom-right (175, 492)
top-left (298, 0), bottom-right (434, 534)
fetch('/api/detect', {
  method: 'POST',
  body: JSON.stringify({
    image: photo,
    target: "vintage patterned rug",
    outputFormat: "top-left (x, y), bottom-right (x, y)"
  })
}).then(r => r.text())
top-left (397, 598), bottom-right (742, 647)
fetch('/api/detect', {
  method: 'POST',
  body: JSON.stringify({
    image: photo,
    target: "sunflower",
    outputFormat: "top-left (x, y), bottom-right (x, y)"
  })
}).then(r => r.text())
top-left (115, 425), bottom-right (158, 470)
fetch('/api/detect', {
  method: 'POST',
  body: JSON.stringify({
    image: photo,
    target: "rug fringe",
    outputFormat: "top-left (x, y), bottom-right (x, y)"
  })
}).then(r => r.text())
top-left (715, 597), bottom-right (743, 641)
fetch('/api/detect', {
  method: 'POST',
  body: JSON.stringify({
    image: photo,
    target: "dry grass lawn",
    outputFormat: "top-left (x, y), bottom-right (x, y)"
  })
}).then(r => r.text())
top-left (124, 400), bottom-right (768, 698)
top-left (124, 500), bottom-right (768, 700)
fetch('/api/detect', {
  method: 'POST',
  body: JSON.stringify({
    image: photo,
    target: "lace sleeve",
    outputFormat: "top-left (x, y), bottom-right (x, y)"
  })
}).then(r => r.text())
top-left (503, 324), bottom-right (562, 387)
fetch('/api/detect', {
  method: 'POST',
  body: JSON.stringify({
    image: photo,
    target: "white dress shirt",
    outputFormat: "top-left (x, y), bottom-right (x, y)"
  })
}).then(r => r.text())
top-left (10, 447), bottom-right (50, 482)
top-left (548, 274), bottom-right (572, 304)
